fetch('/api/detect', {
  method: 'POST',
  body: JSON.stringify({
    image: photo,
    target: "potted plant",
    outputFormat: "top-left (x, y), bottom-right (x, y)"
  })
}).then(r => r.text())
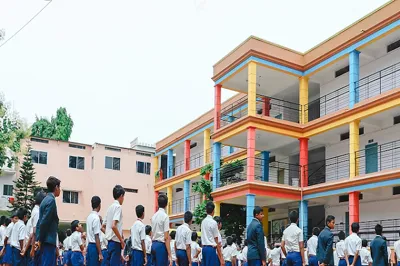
top-left (220, 159), bottom-right (244, 184)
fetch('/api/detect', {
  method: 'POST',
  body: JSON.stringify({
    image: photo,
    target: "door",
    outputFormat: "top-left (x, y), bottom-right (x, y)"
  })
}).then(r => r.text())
top-left (365, 143), bottom-right (378, 174)
top-left (345, 212), bottom-right (349, 236)
top-left (278, 169), bottom-right (285, 184)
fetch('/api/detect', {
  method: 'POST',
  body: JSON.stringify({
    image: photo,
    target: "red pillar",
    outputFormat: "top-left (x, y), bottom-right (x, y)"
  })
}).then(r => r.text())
top-left (299, 138), bottom-right (309, 187)
top-left (349, 191), bottom-right (360, 232)
top-left (247, 127), bottom-right (256, 181)
top-left (184, 140), bottom-right (191, 171)
top-left (154, 191), bottom-right (159, 213)
top-left (214, 84), bottom-right (222, 131)
top-left (263, 97), bottom-right (270, 116)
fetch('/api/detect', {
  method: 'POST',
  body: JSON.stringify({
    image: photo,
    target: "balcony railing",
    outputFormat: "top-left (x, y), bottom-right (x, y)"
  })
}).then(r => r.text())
top-left (171, 198), bottom-right (184, 214)
top-left (186, 194), bottom-right (202, 212)
top-left (171, 194), bottom-right (202, 215)
top-left (169, 160), bottom-right (185, 177)
top-left (189, 152), bottom-right (204, 170)
top-left (256, 95), bottom-right (302, 123)
top-left (220, 95), bottom-right (248, 127)
top-left (307, 153), bottom-right (350, 186)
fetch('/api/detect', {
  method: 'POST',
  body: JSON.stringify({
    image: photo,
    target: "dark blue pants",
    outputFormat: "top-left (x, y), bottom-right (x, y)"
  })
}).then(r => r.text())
top-left (3, 244), bottom-right (13, 264)
top-left (151, 241), bottom-right (168, 266)
top-left (12, 247), bottom-right (25, 266)
top-left (192, 263), bottom-right (199, 266)
top-left (101, 250), bottom-right (108, 266)
top-left (39, 243), bottom-right (57, 266)
top-left (176, 249), bottom-right (189, 266)
top-left (107, 241), bottom-right (122, 266)
top-left (309, 255), bottom-right (318, 266)
top-left (87, 243), bottom-right (100, 266)
top-left (286, 252), bottom-right (302, 266)
top-left (0, 246), bottom-right (3, 264)
top-left (225, 262), bottom-right (232, 266)
top-left (397, 262), bottom-right (400, 266)
top-left (131, 249), bottom-right (144, 266)
top-left (349, 256), bottom-right (361, 266)
top-left (202, 246), bottom-right (217, 266)
top-left (248, 260), bottom-right (261, 266)
top-left (71, 252), bottom-right (84, 266)
top-left (338, 259), bottom-right (347, 266)
top-left (146, 254), bottom-right (152, 266)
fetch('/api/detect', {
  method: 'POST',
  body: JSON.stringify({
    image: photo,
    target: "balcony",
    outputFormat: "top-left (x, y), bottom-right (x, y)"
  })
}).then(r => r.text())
top-left (170, 194), bottom-right (202, 215)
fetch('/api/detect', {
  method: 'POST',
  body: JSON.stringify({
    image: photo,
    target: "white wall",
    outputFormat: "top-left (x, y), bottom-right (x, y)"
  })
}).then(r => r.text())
top-left (0, 171), bottom-right (15, 211)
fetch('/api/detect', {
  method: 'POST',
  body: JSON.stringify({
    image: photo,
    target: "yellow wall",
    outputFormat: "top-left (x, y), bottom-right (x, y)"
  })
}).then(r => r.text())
top-left (349, 120), bottom-right (360, 179)
top-left (248, 62), bottom-right (257, 116)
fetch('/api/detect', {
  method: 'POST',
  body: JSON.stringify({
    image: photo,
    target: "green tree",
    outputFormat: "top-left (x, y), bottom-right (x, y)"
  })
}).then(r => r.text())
top-left (12, 144), bottom-right (40, 215)
top-left (192, 178), bottom-right (213, 226)
top-left (220, 204), bottom-right (246, 244)
top-left (31, 107), bottom-right (74, 141)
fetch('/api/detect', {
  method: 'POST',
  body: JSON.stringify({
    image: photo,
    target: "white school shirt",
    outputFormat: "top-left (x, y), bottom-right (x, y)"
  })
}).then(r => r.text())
top-left (100, 231), bottom-right (108, 250)
top-left (223, 245), bottom-right (236, 262)
top-left (394, 240), bottom-right (400, 262)
top-left (336, 240), bottom-right (346, 258)
top-left (200, 215), bottom-right (219, 247)
top-left (270, 247), bottom-right (281, 266)
top-left (0, 225), bottom-right (6, 247)
top-left (10, 220), bottom-right (25, 250)
top-left (5, 222), bottom-right (14, 244)
top-left (130, 219), bottom-right (146, 251)
top-left (63, 237), bottom-right (70, 250)
top-left (175, 223), bottom-right (192, 250)
top-left (87, 211), bottom-right (101, 244)
top-left (151, 208), bottom-right (169, 243)
top-left (232, 242), bottom-right (240, 257)
top-left (345, 233), bottom-right (362, 256)
top-left (242, 246), bottom-right (248, 262)
top-left (25, 205), bottom-right (40, 241)
top-left (104, 200), bottom-right (123, 242)
top-left (145, 235), bottom-right (152, 254)
top-left (170, 239), bottom-right (177, 260)
top-left (387, 247), bottom-right (391, 263)
top-left (191, 241), bottom-right (201, 262)
top-left (359, 247), bottom-right (373, 265)
top-left (70, 231), bottom-right (83, 252)
top-left (282, 223), bottom-right (303, 252)
top-left (307, 235), bottom-right (318, 256)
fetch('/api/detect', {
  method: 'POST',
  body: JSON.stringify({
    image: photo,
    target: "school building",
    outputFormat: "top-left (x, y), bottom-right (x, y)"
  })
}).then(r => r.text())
top-left (0, 137), bottom-right (155, 235)
top-left (154, 1), bottom-right (400, 246)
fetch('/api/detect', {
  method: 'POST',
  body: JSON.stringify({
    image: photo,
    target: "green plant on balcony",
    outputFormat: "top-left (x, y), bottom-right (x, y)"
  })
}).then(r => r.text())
top-left (154, 170), bottom-right (160, 180)
top-left (192, 178), bottom-right (212, 226)
top-left (200, 164), bottom-right (213, 176)
top-left (220, 159), bottom-right (244, 185)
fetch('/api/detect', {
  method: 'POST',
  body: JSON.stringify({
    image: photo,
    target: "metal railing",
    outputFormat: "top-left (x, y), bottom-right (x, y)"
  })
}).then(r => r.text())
top-left (171, 198), bottom-right (184, 214)
top-left (216, 158), bottom-right (248, 188)
top-left (186, 194), bottom-right (202, 212)
top-left (169, 160), bottom-right (185, 177)
top-left (189, 152), bottom-right (204, 170)
top-left (220, 95), bottom-right (248, 127)
top-left (306, 153), bottom-right (350, 186)
top-left (256, 95), bottom-right (302, 123)
top-left (171, 195), bottom-right (202, 214)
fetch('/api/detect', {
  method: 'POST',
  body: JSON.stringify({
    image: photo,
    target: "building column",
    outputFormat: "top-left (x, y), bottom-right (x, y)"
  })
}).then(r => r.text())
top-left (184, 180), bottom-right (190, 212)
top-left (214, 201), bottom-right (221, 217)
top-left (212, 142), bottom-right (222, 190)
top-left (214, 84), bottom-right (222, 131)
top-left (299, 138), bottom-right (309, 187)
top-left (349, 120), bottom-right (360, 179)
top-left (154, 190), bottom-right (159, 213)
top-left (247, 127), bottom-right (256, 182)
top-left (262, 207), bottom-right (269, 236)
top-left (261, 151), bottom-right (270, 182)
top-left (299, 200), bottom-right (308, 241)
top-left (203, 129), bottom-right (211, 165)
top-left (262, 97), bottom-right (270, 116)
top-left (167, 186), bottom-right (173, 215)
top-left (167, 149), bottom-right (174, 178)
top-left (248, 62), bottom-right (257, 116)
top-left (153, 156), bottom-right (159, 180)
top-left (184, 140), bottom-right (191, 171)
top-left (349, 191), bottom-right (360, 230)
top-left (299, 76), bottom-right (309, 124)
top-left (349, 50), bottom-right (360, 108)
top-left (246, 194), bottom-right (255, 229)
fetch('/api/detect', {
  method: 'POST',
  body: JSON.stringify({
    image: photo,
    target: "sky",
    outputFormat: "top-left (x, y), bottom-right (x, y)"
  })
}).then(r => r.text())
top-left (0, 0), bottom-right (389, 147)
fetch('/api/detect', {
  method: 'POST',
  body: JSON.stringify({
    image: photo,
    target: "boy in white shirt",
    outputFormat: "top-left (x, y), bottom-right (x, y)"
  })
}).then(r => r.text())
top-left (345, 223), bottom-right (362, 266)
top-left (175, 211), bottom-right (193, 266)
top-left (145, 226), bottom-right (152, 266)
top-left (191, 232), bottom-right (201, 266)
top-left (223, 236), bottom-right (236, 266)
top-left (170, 231), bottom-right (177, 266)
top-left (1, 215), bottom-right (15, 266)
top-left (307, 228), bottom-right (320, 266)
top-left (359, 239), bottom-right (372, 266)
top-left (394, 232), bottom-right (400, 266)
top-left (70, 220), bottom-right (84, 266)
top-left (336, 231), bottom-right (349, 266)
top-left (281, 210), bottom-right (305, 266)
top-left (0, 216), bottom-right (6, 265)
top-left (151, 194), bottom-right (171, 266)
top-left (11, 208), bottom-right (28, 266)
top-left (200, 202), bottom-right (222, 266)
top-left (214, 216), bottom-right (223, 266)
top-left (86, 196), bottom-right (103, 266)
top-left (241, 240), bottom-right (248, 266)
top-left (269, 243), bottom-right (282, 266)
top-left (130, 205), bottom-right (147, 266)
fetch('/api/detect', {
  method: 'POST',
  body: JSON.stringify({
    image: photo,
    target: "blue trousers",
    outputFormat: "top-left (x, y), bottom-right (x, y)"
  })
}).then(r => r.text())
top-left (225, 262), bottom-right (232, 266)
top-left (248, 260), bottom-right (261, 266)
top-left (287, 252), bottom-right (302, 266)
top-left (101, 250), bottom-right (108, 266)
top-left (3, 244), bottom-right (13, 264)
top-left (131, 249), bottom-right (145, 266)
top-left (146, 254), bottom-right (152, 266)
top-left (176, 249), bottom-right (189, 266)
top-left (71, 252), bottom-right (84, 266)
top-left (151, 241), bottom-right (168, 266)
top-left (397, 262), bottom-right (400, 266)
top-left (192, 263), bottom-right (199, 266)
top-left (12, 247), bottom-right (25, 266)
top-left (87, 243), bottom-right (100, 266)
top-left (349, 256), bottom-right (361, 266)
top-left (309, 256), bottom-right (318, 266)
top-left (338, 259), bottom-right (347, 266)
top-left (39, 243), bottom-right (57, 266)
top-left (107, 241), bottom-right (122, 266)
top-left (0, 246), bottom-right (3, 264)
top-left (202, 246), bottom-right (217, 266)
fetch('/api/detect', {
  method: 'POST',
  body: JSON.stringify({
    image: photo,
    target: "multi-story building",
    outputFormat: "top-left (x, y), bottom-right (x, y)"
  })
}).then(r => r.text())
top-left (154, 1), bottom-right (400, 246)
top-left (0, 137), bottom-right (155, 235)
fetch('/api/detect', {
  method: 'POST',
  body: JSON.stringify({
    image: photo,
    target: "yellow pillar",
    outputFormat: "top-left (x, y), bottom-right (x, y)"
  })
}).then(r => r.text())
top-left (153, 156), bottom-right (159, 173)
top-left (167, 186), bottom-right (173, 215)
top-left (248, 62), bottom-right (257, 116)
top-left (214, 201), bottom-right (220, 217)
top-left (299, 76), bottom-right (309, 124)
top-left (349, 120), bottom-right (360, 179)
top-left (262, 207), bottom-right (269, 236)
top-left (203, 129), bottom-right (211, 164)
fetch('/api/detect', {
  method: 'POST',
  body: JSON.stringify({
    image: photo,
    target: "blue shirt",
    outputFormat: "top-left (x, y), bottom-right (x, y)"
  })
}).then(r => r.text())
top-left (246, 218), bottom-right (266, 261)
top-left (36, 193), bottom-right (59, 246)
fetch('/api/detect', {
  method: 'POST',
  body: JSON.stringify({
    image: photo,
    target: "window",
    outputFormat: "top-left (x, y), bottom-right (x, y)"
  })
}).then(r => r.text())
top-left (63, 191), bottom-right (79, 204)
top-left (394, 115), bottom-right (400, 125)
top-left (269, 156), bottom-right (276, 163)
top-left (387, 39), bottom-right (400, 53)
top-left (136, 152), bottom-right (152, 157)
top-left (124, 188), bottom-right (138, 193)
top-left (30, 138), bottom-right (49, 144)
top-left (393, 186), bottom-right (400, 195)
top-left (105, 156), bottom-right (120, 170)
top-left (31, 150), bottom-right (48, 164)
top-left (335, 65), bottom-right (350, 78)
top-left (340, 127), bottom-right (364, 141)
top-left (190, 142), bottom-right (197, 149)
top-left (69, 156), bottom-right (85, 170)
top-left (3, 185), bottom-right (13, 196)
top-left (136, 161), bottom-right (151, 175)
top-left (105, 146), bottom-right (121, 152)
top-left (176, 188), bottom-right (183, 192)
top-left (69, 144), bottom-right (86, 150)
top-left (339, 193), bottom-right (363, 203)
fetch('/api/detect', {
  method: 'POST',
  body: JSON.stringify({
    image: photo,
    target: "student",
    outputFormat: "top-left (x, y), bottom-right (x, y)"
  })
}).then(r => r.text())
top-left (0, 216), bottom-right (6, 266)
top-left (130, 205), bottom-right (147, 266)
top-left (232, 235), bottom-right (239, 265)
top-left (345, 223), bottom-right (362, 266)
top-left (223, 236), bottom-right (236, 266)
top-left (336, 231), bottom-right (348, 266)
top-left (151, 194), bottom-right (171, 266)
top-left (317, 215), bottom-right (335, 266)
top-left (269, 243), bottom-right (281, 266)
top-left (191, 232), bottom-right (201, 266)
top-left (145, 225), bottom-right (152, 266)
top-left (175, 211), bottom-right (193, 266)
top-left (394, 232), bottom-right (400, 266)
top-left (99, 217), bottom-right (108, 266)
top-left (201, 202), bottom-right (223, 266)
top-left (70, 220), bottom-right (84, 266)
top-left (246, 206), bottom-right (266, 266)
top-left (281, 210), bottom-right (305, 266)
top-left (241, 240), bottom-right (248, 266)
top-left (381, 237), bottom-right (391, 266)
top-left (1, 216), bottom-right (14, 266)
top-left (36, 176), bottom-right (61, 266)
top-left (11, 208), bottom-right (28, 266)
top-left (307, 228), bottom-right (320, 266)
top-left (214, 216), bottom-right (223, 266)
top-left (370, 224), bottom-right (388, 266)
top-left (104, 185), bottom-right (125, 266)
top-left (63, 230), bottom-right (72, 266)
top-left (86, 196), bottom-right (103, 266)
top-left (170, 231), bottom-right (177, 266)
top-left (360, 239), bottom-right (372, 266)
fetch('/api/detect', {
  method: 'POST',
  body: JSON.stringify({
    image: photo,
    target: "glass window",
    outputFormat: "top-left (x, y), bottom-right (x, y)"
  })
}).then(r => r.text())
top-left (69, 156), bottom-right (77, 168)
top-left (63, 191), bottom-right (79, 204)
top-left (77, 157), bottom-right (85, 170)
top-left (69, 156), bottom-right (85, 170)
top-left (105, 156), bottom-right (120, 170)
top-left (113, 157), bottom-right (120, 170)
top-left (3, 185), bottom-right (13, 196)
top-left (136, 161), bottom-right (151, 175)
top-left (105, 156), bottom-right (113, 169)
top-left (31, 150), bottom-right (47, 165)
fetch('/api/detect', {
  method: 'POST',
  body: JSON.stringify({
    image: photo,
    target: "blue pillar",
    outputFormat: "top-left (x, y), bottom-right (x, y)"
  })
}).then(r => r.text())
top-left (167, 149), bottom-right (174, 178)
top-left (349, 50), bottom-right (360, 108)
top-left (261, 151), bottom-right (270, 181)
top-left (229, 146), bottom-right (234, 154)
top-left (212, 142), bottom-right (222, 190)
top-left (183, 180), bottom-right (190, 212)
top-left (299, 200), bottom-right (308, 241)
top-left (228, 116), bottom-right (235, 155)
top-left (246, 194), bottom-right (256, 229)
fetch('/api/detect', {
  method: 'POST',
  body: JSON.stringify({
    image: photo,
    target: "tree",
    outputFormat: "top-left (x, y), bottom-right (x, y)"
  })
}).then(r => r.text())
top-left (31, 107), bottom-right (73, 141)
top-left (220, 204), bottom-right (246, 244)
top-left (12, 144), bottom-right (40, 214)
top-left (192, 178), bottom-right (213, 226)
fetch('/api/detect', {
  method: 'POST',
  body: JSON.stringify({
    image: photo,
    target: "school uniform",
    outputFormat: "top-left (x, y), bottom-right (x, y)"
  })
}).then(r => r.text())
top-left (336, 240), bottom-right (346, 266)
top-left (394, 240), bottom-right (400, 266)
top-left (86, 211), bottom-right (102, 266)
top-left (223, 245), bottom-right (236, 266)
top-left (307, 235), bottom-right (318, 266)
top-left (270, 247), bottom-right (281, 266)
top-left (151, 207), bottom-right (169, 266)
top-left (283, 223), bottom-right (304, 266)
top-left (360, 247), bottom-right (373, 266)
top-left (11, 219), bottom-right (26, 266)
top-left (145, 235), bottom-right (152, 266)
top-left (216, 231), bottom-right (222, 266)
top-left (175, 223), bottom-right (192, 266)
top-left (130, 219), bottom-right (146, 266)
top-left (70, 231), bottom-right (84, 266)
top-left (201, 215), bottom-right (219, 266)
top-left (191, 241), bottom-right (201, 266)
top-left (3, 222), bottom-right (14, 265)
top-left (63, 236), bottom-right (71, 266)
top-left (25, 205), bottom-right (40, 266)
top-left (0, 224), bottom-right (6, 264)
top-left (241, 246), bottom-right (248, 266)
top-left (100, 231), bottom-right (108, 266)
top-left (345, 233), bottom-right (362, 266)
top-left (170, 239), bottom-right (177, 266)
top-left (104, 200), bottom-right (123, 266)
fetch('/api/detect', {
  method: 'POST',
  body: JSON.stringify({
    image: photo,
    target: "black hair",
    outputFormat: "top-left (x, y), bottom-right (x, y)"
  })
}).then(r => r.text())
top-left (191, 232), bottom-right (198, 241)
top-left (17, 208), bottom-right (27, 220)
top-left (244, 240), bottom-right (248, 246)
top-left (66, 229), bottom-right (72, 237)
top-left (382, 236), bottom-right (387, 241)
top-left (214, 216), bottom-right (222, 225)
top-left (184, 211), bottom-right (193, 224)
top-left (375, 224), bottom-right (383, 235)
top-left (325, 215), bottom-right (335, 226)
top-left (206, 202), bottom-right (215, 214)
top-left (4, 218), bottom-right (11, 226)
top-left (47, 176), bottom-right (61, 193)
top-left (35, 191), bottom-right (46, 205)
top-left (158, 194), bottom-right (168, 208)
top-left (351, 222), bottom-right (360, 233)
top-left (0, 216), bottom-right (5, 225)
top-left (113, 185), bottom-right (125, 200)
top-left (91, 196), bottom-right (101, 209)
top-left (312, 227), bottom-right (320, 236)
top-left (136, 205), bottom-right (145, 218)
top-left (338, 231), bottom-right (346, 240)
top-left (10, 212), bottom-right (17, 218)
top-left (226, 236), bottom-right (233, 246)
top-left (289, 210), bottom-right (299, 223)
top-left (71, 220), bottom-right (80, 232)
top-left (362, 239), bottom-right (368, 247)
top-left (253, 206), bottom-right (263, 217)
top-left (145, 225), bottom-right (151, 236)
top-left (170, 230), bottom-right (176, 240)
top-left (231, 234), bottom-right (237, 243)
